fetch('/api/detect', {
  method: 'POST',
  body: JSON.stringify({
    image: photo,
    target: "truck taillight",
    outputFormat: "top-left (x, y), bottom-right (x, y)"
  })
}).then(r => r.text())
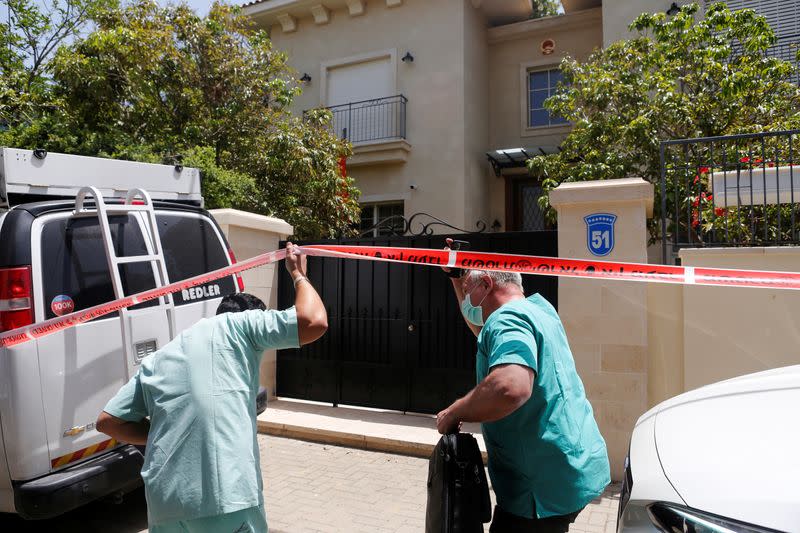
top-left (0, 266), bottom-right (34, 333)
top-left (227, 248), bottom-right (245, 292)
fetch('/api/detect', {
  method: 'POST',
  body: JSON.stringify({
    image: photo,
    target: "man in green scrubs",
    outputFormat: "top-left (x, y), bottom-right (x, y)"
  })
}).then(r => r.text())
top-left (97, 243), bottom-right (328, 532)
top-left (437, 239), bottom-right (610, 533)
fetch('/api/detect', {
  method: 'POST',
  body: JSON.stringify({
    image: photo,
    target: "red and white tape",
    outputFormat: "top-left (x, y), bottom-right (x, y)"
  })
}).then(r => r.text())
top-left (302, 245), bottom-right (800, 290)
top-left (3, 244), bottom-right (800, 349)
top-left (0, 249), bottom-right (285, 349)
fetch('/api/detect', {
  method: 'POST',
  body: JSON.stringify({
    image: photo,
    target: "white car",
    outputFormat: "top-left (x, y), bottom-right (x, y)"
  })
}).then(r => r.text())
top-left (617, 365), bottom-right (800, 532)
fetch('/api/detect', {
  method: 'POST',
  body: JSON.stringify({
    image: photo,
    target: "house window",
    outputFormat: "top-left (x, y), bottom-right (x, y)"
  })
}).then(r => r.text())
top-left (359, 202), bottom-right (405, 237)
top-left (528, 68), bottom-right (568, 128)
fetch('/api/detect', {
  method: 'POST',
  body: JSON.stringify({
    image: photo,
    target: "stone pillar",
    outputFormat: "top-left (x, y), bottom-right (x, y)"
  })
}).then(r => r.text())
top-left (549, 178), bottom-right (653, 480)
top-left (210, 209), bottom-right (293, 399)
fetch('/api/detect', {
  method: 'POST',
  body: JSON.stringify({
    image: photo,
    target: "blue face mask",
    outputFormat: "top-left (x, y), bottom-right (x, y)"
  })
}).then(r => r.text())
top-left (461, 283), bottom-right (488, 326)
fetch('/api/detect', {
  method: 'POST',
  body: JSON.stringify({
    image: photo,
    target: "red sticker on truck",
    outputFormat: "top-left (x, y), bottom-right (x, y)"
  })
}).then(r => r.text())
top-left (50, 295), bottom-right (75, 316)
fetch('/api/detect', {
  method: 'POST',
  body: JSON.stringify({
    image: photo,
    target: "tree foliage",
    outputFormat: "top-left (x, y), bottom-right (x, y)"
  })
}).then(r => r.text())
top-left (1, 0), bottom-right (115, 126)
top-left (531, 0), bottom-right (561, 19)
top-left (1, 0), bottom-right (359, 239)
top-left (527, 2), bottom-right (800, 240)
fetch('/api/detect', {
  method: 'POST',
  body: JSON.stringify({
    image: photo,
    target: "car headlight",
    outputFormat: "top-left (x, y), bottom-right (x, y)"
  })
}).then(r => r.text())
top-left (647, 503), bottom-right (779, 533)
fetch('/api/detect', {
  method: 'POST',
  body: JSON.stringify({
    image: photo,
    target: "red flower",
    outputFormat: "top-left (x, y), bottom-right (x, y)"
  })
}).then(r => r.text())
top-left (740, 156), bottom-right (750, 163)
top-left (754, 158), bottom-right (763, 164)
top-left (768, 162), bottom-right (775, 168)
top-left (715, 207), bottom-right (726, 217)
top-left (706, 193), bottom-right (713, 203)
top-left (692, 219), bottom-right (700, 228)
top-left (692, 197), bottom-right (700, 207)
top-left (693, 175), bottom-right (700, 184)
top-left (699, 166), bottom-right (710, 175)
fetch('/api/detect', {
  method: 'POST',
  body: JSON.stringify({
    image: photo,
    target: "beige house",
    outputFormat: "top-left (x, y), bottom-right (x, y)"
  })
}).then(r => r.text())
top-left (243, 1), bottom-right (800, 238)
top-left (242, 0), bottom-right (691, 235)
top-left (236, 0), bottom-right (800, 477)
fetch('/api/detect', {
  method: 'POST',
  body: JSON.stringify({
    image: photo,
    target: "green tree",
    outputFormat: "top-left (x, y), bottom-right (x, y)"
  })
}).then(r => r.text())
top-left (527, 2), bottom-right (800, 240)
top-left (0, 0), bottom-right (114, 126)
top-left (531, 0), bottom-right (561, 19)
top-left (2, 0), bottom-right (359, 239)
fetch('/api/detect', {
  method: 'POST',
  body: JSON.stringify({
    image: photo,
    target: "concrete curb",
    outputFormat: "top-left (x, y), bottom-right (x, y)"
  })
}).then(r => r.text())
top-left (257, 419), bottom-right (489, 463)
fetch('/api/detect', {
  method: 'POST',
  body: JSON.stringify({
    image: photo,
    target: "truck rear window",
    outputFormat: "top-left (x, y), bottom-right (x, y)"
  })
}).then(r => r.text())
top-left (39, 212), bottom-right (234, 320)
top-left (40, 215), bottom-right (159, 320)
top-left (155, 213), bottom-right (235, 306)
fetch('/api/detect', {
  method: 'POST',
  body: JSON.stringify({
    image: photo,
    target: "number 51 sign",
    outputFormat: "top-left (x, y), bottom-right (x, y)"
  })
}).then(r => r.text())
top-left (584, 213), bottom-right (617, 257)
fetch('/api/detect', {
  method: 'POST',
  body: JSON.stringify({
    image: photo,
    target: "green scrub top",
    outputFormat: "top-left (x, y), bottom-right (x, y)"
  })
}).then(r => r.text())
top-left (476, 294), bottom-right (610, 519)
top-left (104, 308), bottom-right (299, 526)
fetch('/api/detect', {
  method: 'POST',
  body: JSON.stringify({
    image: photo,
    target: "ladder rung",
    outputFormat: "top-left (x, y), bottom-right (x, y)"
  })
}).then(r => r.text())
top-left (104, 204), bottom-right (151, 213)
top-left (73, 205), bottom-right (151, 217)
top-left (146, 302), bottom-right (175, 310)
top-left (123, 302), bottom-right (175, 313)
top-left (115, 254), bottom-right (161, 264)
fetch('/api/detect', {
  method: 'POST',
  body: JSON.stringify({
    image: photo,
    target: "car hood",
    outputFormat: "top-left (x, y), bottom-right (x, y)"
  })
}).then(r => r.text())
top-left (652, 365), bottom-right (800, 531)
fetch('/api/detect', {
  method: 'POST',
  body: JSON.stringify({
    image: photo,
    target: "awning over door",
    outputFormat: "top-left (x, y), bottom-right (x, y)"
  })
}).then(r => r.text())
top-left (486, 146), bottom-right (560, 176)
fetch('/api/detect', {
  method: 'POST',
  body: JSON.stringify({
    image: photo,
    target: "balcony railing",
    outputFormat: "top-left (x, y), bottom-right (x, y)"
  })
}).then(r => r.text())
top-left (660, 129), bottom-right (800, 260)
top-left (322, 95), bottom-right (407, 144)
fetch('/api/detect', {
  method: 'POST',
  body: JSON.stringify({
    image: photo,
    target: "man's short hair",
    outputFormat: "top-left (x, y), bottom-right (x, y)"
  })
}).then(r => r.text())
top-left (215, 293), bottom-right (267, 315)
top-left (465, 269), bottom-right (523, 290)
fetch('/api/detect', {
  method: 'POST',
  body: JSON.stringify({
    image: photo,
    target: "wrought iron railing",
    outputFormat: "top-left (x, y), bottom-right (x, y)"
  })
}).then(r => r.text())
top-left (660, 129), bottom-right (800, 260)
top-left (357, 212), bottom-right (488, 238)
top-left (321, 95), bottom-right (407, 144)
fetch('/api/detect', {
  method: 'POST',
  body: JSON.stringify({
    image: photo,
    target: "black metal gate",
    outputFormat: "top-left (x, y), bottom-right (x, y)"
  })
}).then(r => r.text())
top-left (276, 231), bottom-right (557, 414)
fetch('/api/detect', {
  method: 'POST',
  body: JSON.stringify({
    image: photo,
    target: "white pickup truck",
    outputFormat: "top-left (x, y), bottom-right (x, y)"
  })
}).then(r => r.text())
top-left (0, 148), bottom-right (262, 519)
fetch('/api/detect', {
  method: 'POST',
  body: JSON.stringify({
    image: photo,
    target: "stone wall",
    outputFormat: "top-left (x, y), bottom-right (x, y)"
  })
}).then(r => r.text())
top-left (211, 209), bottom-right (293, 398)
top-left (550, 178), bottom-right (653, 479)
top-left (551, 178), bottom-right (800, 481)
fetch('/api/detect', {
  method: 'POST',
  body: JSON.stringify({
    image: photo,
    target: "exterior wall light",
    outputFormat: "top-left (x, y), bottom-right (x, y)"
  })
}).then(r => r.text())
top-left (666, 2), bottom-right (680, 15)
top-left (401, 52), bottom-right (414, 63)
top-left (300, 73), bottom-right (312, 83)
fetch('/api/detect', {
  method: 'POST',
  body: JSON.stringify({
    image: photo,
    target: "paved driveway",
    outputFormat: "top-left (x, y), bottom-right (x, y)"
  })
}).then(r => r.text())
top-left (262, 435), bottom-right (620, 533)
top-left (0, 435), bottom-right (620, 532)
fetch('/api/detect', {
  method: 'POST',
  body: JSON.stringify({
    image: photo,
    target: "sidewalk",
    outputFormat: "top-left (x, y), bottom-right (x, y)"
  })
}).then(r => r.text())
top-left (258, 400), bottom-right (621, 532)
top-left (261, 435), bottom-right (621, 533)
top-left (257, 398), bottom-right (486, 459)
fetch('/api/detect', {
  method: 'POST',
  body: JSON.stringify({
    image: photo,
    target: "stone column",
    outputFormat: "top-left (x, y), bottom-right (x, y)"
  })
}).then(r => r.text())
top-left (211, 209), bottom-right (293, 399)
top-left (549, 178), bottom-right (653, 480)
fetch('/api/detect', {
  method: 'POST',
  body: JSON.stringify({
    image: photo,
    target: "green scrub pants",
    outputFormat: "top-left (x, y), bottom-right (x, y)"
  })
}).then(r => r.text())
top-left (149, 504), bottom-right (267, 533)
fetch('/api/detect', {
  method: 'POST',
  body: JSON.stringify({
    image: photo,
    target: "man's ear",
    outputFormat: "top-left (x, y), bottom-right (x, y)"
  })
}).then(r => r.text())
top-left (482, 274), bottom-right (494, 291)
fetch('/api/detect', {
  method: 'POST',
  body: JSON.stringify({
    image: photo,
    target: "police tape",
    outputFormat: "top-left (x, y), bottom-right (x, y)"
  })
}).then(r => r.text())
top-left (3, 244), bottom-right (800, 349)
top-left (301, 245), bottom-right (800, 289)
top-left (0, 249), bottom-right (286, 349)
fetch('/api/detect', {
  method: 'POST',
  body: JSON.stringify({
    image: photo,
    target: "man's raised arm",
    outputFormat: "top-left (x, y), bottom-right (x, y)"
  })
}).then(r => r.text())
top-left (286, 242), bottom-right (328, 345)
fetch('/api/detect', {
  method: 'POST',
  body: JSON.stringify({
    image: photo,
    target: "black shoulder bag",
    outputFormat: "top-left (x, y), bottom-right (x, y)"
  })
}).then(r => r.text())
top-left (425, 432), bottom-right (492, 533)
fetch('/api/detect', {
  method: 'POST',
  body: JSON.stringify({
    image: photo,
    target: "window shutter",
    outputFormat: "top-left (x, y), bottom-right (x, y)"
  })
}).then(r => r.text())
top-left (708, 0), bottom-right (800, 39)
